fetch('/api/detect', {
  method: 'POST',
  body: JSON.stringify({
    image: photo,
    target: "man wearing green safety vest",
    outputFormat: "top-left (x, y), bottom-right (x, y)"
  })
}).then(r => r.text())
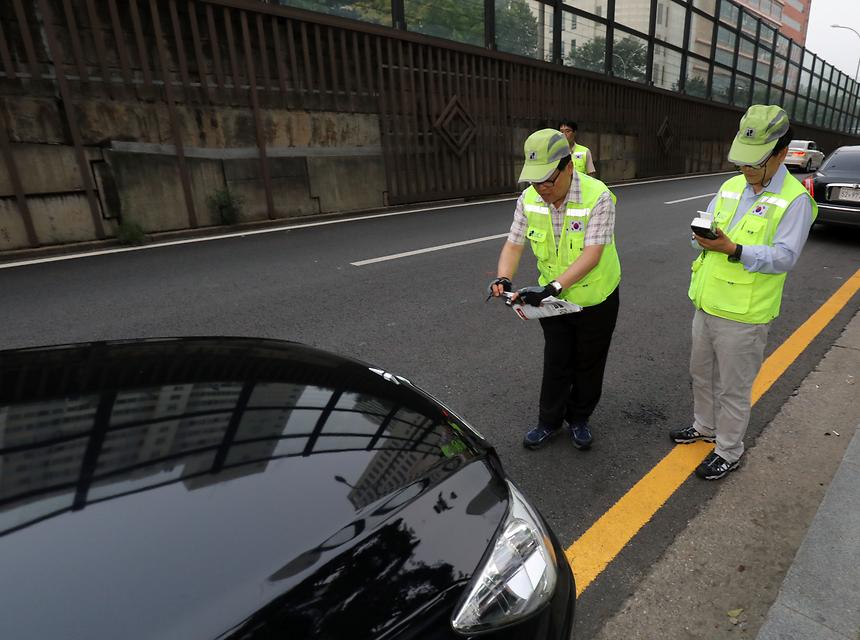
top-left (488, 129), bottom-right (620, 451)
top-left (560, 121), bottom-right (596, 176)
top-left (670, 105), bottom-right (817, 480)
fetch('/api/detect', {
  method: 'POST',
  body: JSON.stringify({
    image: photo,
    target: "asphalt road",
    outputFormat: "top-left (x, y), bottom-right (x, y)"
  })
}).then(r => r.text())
top-left (1, 171), bottom-right (858, 638)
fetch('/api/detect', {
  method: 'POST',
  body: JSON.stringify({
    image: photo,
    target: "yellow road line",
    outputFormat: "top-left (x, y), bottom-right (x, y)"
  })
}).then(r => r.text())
top-left (566, 268), bottom-right (860, 597)
top-left (752, 269), bottom-right (860, 403)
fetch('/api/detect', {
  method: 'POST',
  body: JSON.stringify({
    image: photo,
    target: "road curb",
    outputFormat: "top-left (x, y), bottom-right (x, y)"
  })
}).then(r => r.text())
top-left (755, 422), bottom-right (860, 640)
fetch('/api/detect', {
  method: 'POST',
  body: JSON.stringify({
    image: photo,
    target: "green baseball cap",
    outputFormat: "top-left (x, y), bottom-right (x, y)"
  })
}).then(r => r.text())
top-left (518, 129), bottom-right (571, 183)
top-left (728, 104), bottom-right (790, 166)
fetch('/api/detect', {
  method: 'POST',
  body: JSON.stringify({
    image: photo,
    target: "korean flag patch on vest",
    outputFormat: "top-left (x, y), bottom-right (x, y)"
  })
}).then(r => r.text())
top-left (569, 220), bottom-right (583, 232)
top-left (752, 204), bottom-right (768, 217)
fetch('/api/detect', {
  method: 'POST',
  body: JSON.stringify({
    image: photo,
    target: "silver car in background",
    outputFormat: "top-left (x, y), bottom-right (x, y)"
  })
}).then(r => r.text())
top-left (784, 139), bottom-right (825, 172)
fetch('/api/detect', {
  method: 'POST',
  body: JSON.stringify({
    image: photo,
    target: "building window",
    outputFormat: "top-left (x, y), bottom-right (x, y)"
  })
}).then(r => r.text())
top-left (783, 15), bottom-right (801, 31)
top-left (571, 13), bottom-right (577, 29)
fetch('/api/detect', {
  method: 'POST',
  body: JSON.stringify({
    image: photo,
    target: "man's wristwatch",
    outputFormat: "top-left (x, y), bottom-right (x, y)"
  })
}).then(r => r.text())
top-left (549, 280), bottom-right (563, 294)
top-left (728, 244), bottom-right (743, 263)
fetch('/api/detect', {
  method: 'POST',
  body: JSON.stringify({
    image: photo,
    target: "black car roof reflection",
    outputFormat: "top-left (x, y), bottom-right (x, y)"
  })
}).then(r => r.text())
top-left (0, 338), bottom-right (482, 536)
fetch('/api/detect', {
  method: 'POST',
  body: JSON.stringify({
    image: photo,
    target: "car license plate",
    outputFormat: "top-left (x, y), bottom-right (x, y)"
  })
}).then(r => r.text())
top-left (838, 187), bottom-right (860, 202)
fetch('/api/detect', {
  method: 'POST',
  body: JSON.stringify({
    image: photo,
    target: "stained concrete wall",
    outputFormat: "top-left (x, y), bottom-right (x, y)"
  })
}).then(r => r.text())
top-left (596, 134), bottom-right (639, 182)
top-left (0, 98), bottom-right (387, 252)
top-left (223, 157), bottom-right (317, 221)
top-left (0, 144), bottom-right (103, 197)
top-left (0, 143), bottom-right (111, 250)
top-left (70, 100), bottom-right (382, 150)
top-left (0, 194), bottom-right (113, 250)
top-left (104, 151), bottom-right (223, 232)
top-left (510, 126), bottom-right (649, 183)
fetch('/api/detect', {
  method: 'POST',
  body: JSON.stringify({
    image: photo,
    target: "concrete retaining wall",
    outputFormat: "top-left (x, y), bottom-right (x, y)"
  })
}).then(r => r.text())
top-left (0, 98), bottom-right (387, 251)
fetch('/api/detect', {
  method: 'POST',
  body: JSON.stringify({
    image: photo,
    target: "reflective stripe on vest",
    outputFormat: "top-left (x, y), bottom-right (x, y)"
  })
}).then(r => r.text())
top-left (572, 144), bottom-right (590, 174)
top-left (688, 173), bottom-right (818, 324)
top-left (523, 175), bottom-right (620, 307)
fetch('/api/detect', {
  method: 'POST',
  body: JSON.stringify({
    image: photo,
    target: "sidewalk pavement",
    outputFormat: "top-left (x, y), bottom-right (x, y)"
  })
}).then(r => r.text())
top-left (595, 310), bottom-right (860, 640)
top-left (756, 423), bottom-right (860, 640)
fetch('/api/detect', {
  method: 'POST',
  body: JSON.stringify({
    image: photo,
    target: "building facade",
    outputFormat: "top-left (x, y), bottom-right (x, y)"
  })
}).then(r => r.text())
top-left (732, 0), bottom-right (812, 45)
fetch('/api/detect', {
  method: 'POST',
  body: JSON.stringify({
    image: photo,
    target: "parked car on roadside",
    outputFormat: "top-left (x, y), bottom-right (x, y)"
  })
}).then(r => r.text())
top-left (0, 338), bottom-right (575, 640)
top-left (784, 139), bottom-right (826, 172)
top-left (802, 145), bottom-right (860, 228)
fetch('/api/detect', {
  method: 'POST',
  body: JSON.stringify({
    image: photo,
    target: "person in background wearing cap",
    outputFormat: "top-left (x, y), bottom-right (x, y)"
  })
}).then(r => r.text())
top-left (670, 104), bottom-right (817, 480)
top-left (559, 121), bottom-right (596, 176)
top-left (488, 129), bottom-right (621, 451)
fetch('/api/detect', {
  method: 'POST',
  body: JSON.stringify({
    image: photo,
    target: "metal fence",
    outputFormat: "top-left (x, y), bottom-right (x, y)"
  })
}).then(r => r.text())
top-left (1, 0), bottom-right (858, 248)
top-left (269, 0), bottom-right (860, 135)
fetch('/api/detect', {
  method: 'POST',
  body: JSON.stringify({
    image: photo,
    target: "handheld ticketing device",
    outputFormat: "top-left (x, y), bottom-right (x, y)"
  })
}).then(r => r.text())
top-left (691, 210), bottom-right (718, 240)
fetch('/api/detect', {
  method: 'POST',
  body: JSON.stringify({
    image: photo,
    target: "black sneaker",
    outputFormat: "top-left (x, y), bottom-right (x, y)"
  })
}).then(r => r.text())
top-left (523, 424), bottom-right (560, 450)
top-left (695, 452), bottom-right (740, 480)
top-left (670, 425), bottom-right (716, 444)
top-left (567, 421), bottom-right (593, 450)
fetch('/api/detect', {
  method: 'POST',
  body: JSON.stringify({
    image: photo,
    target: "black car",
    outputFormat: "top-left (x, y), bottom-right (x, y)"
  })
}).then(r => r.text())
top-left (0, 338), bottom-right (575, 639)
top-left (803, 144), bottom-right (860, 227)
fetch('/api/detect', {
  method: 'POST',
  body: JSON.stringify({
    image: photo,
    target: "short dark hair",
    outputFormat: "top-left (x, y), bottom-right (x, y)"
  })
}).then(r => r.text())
top-left (560, 120), bottom-right (578, 131)
top-left (773, 126), bottom-right (794, 153)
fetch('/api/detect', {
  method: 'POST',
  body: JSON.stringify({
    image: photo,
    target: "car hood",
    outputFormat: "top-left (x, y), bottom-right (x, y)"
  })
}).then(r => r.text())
top-left (0, 338), bottom-right (508, 640)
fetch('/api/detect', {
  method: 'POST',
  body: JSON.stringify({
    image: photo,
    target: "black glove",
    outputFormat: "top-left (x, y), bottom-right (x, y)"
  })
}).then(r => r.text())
top-left (487, 277), bottom-right (512, 298)
top-left (516, 283), bottom-right (557, 306)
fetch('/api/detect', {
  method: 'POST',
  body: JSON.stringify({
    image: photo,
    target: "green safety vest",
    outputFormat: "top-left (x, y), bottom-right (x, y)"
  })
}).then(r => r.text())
top-left (572, 144), bottom-right (590, 174)
top-left (688, 173), bottom-right (818, 324)
top-left (523, 175), bottom-right (621, 308)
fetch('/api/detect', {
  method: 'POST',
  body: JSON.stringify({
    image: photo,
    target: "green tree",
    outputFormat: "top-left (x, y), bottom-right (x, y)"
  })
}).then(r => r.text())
top-left (407, 0), bottom-right (540, 55)
top-left (568, 36), bottom-right (647, 81)
top-left (568, 37), bottom-right (606, 73)
top-left (406, 0), bottom-right (483, 46)
top-left (350, 0), bottom-right (391, 23)
top-left (495, 0), bottom-right (539, 58)
top-left (276, 0), bottom-right (389, 23)
top-left (277, 0), bottom-right (540, 58)
top-left (675, 75), bottom-right (708, 97)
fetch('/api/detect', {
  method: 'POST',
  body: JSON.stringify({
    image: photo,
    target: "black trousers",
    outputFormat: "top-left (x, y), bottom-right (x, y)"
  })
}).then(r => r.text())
top-left (538, 286), bottom-right (619, 428)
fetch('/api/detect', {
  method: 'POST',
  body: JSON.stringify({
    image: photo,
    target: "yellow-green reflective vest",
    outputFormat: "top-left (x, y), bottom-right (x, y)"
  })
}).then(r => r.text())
top-left (523, 175), bottom-right (621, 308)
top-left (688, 173), bottom-right (817, 324)
top-left (572, 144), bottom-right (590, 174)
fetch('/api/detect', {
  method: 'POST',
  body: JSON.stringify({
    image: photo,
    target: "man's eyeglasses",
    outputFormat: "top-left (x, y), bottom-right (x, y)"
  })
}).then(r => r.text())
top-left (735, 152), bottom-right (773, 171)
top-left (530, 169), bottom-right (561, 189)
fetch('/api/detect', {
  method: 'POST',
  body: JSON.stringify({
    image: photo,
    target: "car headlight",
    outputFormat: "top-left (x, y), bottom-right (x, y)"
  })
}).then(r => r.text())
top-left (451, 480), bottom-right (558, 634)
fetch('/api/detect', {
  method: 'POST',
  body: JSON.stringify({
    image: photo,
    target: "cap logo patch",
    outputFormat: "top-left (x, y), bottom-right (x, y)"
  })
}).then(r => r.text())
top-left (528, 151), bottom-right (537, 160)
top-left (744, 128), bottom-right (756, 138)
top-left (753, 204), bottom-right (768, 217)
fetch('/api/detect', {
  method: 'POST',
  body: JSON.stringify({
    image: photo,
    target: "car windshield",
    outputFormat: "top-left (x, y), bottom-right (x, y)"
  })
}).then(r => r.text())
top-left (788, 140), bottom-right (808, 149)
top-left (820, 149), bottom-right (860, 172)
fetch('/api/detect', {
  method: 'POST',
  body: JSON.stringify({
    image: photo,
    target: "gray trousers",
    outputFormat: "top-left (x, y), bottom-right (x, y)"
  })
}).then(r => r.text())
top-left (690, 309), bottom-right (769, 463)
